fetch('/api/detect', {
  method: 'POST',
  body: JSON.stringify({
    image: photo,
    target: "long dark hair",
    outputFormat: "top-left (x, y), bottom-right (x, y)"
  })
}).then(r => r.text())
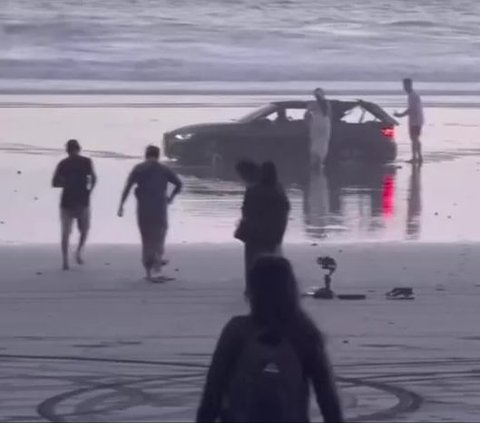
top-left (235, 159), bottom-right (259, 185)
top-left (247, 256), bottom-right (322, 346)
top-left (259, 161), bottom-right (278, 187)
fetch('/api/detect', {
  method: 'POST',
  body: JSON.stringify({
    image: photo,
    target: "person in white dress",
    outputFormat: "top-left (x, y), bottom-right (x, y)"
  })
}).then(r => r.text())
top-left (306, 88), bottom-right (332, 169)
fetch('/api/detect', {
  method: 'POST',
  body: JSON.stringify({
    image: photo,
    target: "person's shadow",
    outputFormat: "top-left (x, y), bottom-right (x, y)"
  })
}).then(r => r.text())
top-left (405, 163), bottom-right (422, 240)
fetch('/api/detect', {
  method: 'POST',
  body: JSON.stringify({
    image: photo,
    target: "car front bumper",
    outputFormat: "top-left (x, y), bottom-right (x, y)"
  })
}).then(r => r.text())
top-left (164, 133), bottom-right (202, 161)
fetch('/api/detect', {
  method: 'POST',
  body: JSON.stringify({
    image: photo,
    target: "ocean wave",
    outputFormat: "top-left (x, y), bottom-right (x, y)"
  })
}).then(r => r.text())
top-left (1, 0), bottom-right (479, 83)
top-left (383, 19), bottom-right (437, 28)
top-left (1, 58), bottom-right (479, 83)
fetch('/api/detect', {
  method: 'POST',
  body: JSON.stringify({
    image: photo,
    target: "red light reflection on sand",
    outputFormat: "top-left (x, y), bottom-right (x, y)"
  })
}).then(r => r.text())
top-left (383, 175), bottom-right (395, 217)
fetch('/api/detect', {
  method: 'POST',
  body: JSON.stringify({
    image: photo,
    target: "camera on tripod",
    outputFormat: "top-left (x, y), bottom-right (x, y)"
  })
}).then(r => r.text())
top-left (317, 256), bottom-right (337, 275)
top-left (310, 256), bottom-right (337, 299)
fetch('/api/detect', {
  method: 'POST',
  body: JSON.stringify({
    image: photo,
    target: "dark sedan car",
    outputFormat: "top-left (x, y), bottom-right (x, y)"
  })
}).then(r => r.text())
top-left (164, 100), bottom-right (398, 165)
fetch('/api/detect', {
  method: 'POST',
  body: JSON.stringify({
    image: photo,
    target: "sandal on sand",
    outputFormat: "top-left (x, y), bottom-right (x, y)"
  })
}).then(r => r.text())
top-left (386, 287), bottom-right (415, 300)
top-left (150, 275), bottom-right (176, 283)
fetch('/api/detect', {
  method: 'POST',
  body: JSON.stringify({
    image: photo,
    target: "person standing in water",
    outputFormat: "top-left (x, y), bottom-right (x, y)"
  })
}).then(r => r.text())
top-left (52, 139), bottom-right (97, 270)
top-left (307, 88), bottom-right (332, 169)
top-left (117, 145), bottom-right (182, 281)
top-left (394, 78), bottom-right (425, 164)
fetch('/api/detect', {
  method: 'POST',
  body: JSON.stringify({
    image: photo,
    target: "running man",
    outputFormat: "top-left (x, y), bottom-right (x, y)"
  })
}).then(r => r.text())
top-left (52, 139), bottom-right (97, 270)
top-left (117, 145), bottom-right (182, 281)
top-left (394, 78), bottom-right (425, 163)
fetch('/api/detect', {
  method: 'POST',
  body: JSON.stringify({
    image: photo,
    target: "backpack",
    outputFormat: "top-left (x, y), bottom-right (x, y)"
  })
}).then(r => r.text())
top-left (225, 330), bottom-right (305, 423)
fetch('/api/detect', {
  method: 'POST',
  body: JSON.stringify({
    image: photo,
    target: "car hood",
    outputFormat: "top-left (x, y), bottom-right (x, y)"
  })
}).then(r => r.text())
top-left (167, 121), bottom-right (238, 136)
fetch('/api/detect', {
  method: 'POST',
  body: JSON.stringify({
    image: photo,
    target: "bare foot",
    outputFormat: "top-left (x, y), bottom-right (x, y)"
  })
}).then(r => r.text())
top-left (150, 275), bottom-right (166, 283)
top-left (145, 267), bottom-right (153, 281)
top-left (76, 251), bottom-right (85, 265)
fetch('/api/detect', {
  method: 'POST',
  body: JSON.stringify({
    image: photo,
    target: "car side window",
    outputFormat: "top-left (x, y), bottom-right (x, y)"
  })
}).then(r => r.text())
top-left (263, 109), bottom-right (288, 124)
top-left (341, 106), bottom-right (362, 123)
top-left (257, 107), bottom-right (309, 124)
top-left (263, 111), bottom-right (278, 122)
top-left (284, 108), bottom-right (306, 121)
top-left (341, 106), bottom-right (379, 124)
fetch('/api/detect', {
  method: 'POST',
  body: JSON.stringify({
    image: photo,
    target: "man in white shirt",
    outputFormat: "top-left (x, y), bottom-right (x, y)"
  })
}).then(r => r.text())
top-left (394, 78), bottom-right (424, 164)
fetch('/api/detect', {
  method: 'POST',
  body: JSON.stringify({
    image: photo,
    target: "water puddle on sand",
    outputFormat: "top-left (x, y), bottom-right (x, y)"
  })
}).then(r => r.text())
top-left (0, 100), bottom-right (480, 244)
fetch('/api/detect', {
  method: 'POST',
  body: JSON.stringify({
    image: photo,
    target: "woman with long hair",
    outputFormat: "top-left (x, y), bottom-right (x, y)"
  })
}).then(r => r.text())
top-left (237, 162), bottom-right (290, 283)
top-left (197, 256), bottom-right (343, 423)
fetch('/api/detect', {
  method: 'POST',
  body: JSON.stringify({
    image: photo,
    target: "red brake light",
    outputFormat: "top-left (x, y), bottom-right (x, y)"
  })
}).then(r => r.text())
top-left (382, 127), bottom-right (395, 139)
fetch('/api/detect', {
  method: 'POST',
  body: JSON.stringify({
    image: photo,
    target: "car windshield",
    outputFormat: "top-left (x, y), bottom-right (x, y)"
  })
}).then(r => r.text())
top-left (238, 104), bottom-right (277, 123)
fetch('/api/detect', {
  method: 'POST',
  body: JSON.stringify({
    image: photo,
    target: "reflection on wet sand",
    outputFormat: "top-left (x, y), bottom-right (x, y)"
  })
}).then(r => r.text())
top-left (302, 164), bottom-right (398, 240)
top-left (0, 142), bottom-right (140, 160)
top-left (303, 168), bottom-right (331, 239)
top-left (406, 164), bottom-right (422, 240)
top-left (177, 161), bottom-right (402, 242)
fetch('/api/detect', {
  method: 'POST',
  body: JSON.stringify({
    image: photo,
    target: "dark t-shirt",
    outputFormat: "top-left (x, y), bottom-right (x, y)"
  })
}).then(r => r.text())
top-left (53, 156), bottom-right (94, 209)
top-left (242, 184), bottom-right (290, 248)
top-left (128, 161), bottom-right (181, 215)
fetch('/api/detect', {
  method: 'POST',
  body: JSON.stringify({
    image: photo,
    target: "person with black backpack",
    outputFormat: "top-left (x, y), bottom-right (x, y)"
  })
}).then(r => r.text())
top-left (196, 256), bottom-right (344, 423)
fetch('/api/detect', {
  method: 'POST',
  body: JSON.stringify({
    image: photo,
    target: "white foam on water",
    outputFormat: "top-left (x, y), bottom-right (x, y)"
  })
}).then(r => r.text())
top-left (1, 0), bottom-right (479, 84)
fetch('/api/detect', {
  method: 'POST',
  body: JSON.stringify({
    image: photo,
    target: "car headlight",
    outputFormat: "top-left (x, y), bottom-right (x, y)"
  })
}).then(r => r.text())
top-left (174, 133), bottom-right (194, 141)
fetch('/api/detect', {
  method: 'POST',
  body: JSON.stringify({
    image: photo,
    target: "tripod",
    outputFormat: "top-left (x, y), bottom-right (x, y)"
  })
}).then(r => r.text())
top-left (314, 256), bottom-right (337, 299)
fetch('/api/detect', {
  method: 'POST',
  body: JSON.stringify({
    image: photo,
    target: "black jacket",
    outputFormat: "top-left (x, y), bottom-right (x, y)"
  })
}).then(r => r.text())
top-left (196, 315), bottom-right (344, 423)
top-left (241, 184), bottom-right (290, 248)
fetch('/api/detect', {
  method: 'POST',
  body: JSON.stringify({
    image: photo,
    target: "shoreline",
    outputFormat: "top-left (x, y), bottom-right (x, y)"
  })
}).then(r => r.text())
top-left (1, 80), bottom-right (480, 97)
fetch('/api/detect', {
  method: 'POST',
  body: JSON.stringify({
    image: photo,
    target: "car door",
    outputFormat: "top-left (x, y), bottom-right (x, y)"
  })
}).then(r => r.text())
top-left (274, 107), bottom-right (309, 162)
top-left (236, 106), bottom-right (289, 162)
top-left (330, 101), bottom-right (370, 160)
top-left (307, 100), bottom-right (359, 162)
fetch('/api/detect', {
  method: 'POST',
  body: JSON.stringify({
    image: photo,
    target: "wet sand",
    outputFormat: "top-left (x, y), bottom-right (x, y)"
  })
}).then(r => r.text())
top-left (1, 94), bottom-right (480, 421)
top-left (0, 95), bottom-right (480, 244)
top-left (1, 242), bottom-right (480, 421)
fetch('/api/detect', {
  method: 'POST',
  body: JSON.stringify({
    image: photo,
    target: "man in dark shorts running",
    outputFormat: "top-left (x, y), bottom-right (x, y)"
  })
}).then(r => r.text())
top-left (117, 145), bottom-right (182, 281)
top-left (52, 139), bottom-right (97, 270)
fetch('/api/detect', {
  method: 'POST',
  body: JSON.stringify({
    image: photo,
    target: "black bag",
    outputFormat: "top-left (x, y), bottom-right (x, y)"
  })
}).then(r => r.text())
top-left (225, 330), bottom-right (304, 422)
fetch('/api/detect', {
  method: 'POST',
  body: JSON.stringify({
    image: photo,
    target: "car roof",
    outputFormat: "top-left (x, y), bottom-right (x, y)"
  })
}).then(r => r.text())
top-left (271, 100), bottom-right (308, 109)
top-left (272, 99), bottom-right (358, 108)
top-left (272, 99), bottom-right (398, 125)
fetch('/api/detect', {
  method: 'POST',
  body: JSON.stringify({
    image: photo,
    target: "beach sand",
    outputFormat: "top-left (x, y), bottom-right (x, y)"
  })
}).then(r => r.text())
top-left (1, 242), bottom-right (480, 421)
top-left (1, 95), bottom-right (480, 421)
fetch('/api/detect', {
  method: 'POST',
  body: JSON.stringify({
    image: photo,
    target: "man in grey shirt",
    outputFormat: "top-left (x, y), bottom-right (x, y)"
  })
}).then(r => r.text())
top-left (118, 145), bottom-right (182, 281)
top-left (395, 78), bottom-right (425, 164)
